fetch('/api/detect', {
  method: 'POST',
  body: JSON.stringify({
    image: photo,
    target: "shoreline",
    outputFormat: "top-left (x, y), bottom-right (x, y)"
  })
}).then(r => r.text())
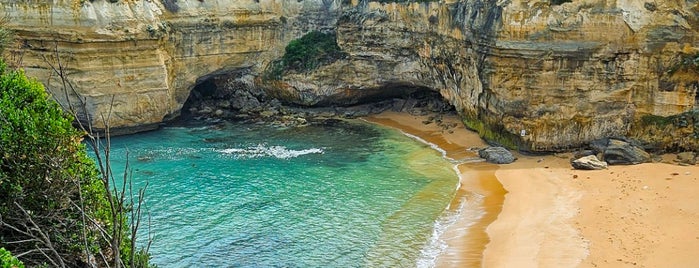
top-left (363, 112), bottom-right (502, 267)
top-left (364, 111), bottom-right (699, 267)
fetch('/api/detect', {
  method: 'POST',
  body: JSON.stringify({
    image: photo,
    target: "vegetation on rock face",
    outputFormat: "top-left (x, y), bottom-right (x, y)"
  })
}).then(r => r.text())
top-left (462, 114), bottom-right (519, 150)
top-left (0, 57), bottom-right (152, 267)
top-left (641, 114), bottom-right (674, 128)
top-left (632, 111), bottom-right (699, 152)
top-left (667, 52), bottom-right (699, 75)
top-left (265, 31), bottom-right (345, 79)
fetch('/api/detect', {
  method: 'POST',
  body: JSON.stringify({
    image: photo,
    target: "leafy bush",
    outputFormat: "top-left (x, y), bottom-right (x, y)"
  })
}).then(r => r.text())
top-left (282, 31), bottom-right (345, 72)
top-left (265, 31), bottom-right (345, 79)
top-left (0, 248), bottom-right (24, 268)
top-left (0, 60), bottom-right (104, 266)
top-left (0, 59), bottom-right (151, 267)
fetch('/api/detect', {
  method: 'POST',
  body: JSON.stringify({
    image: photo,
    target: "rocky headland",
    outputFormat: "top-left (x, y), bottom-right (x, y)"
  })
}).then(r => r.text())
top-left (2, 0), bottom-right (698, 153)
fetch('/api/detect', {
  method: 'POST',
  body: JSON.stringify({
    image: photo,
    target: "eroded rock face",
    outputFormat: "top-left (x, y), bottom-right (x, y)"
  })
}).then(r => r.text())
top-left (603, 139), bottom-right (652, 165)
top-left (2, 0), bottom-right (342, 134)
top-left (265, 0), bottom-right (698, 152)
top-left (3, 0), bottom-right (698, 151)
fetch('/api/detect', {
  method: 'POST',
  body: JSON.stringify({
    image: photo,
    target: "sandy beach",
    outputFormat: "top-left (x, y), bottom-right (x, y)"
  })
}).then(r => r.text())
top-left (364, 111), bottom-right (699, 268)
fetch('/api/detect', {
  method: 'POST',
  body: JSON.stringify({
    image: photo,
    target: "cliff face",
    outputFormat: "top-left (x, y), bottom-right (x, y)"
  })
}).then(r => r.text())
top-left (3, 0), bottom-right (342, 134)
top-left (265, 0), bottom-right (699, 151)
top-left (4, 0), bottom-right (698, 151)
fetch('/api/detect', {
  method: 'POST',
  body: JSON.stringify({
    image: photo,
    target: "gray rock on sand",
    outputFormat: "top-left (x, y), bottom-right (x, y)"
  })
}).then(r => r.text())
top-left (602, 139), bottom-right (651, 165)
top-left (571, 155), bottom-right (608, 170)
top-left (676, 152), bottom-right (697, 166)
top-left (478, 147), bottom-right (516, 164)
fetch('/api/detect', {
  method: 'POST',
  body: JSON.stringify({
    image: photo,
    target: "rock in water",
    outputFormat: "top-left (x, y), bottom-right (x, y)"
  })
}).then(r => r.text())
top-left (603, 139), bottom-right (651, 165)
top-left (572, 155), bottom-right (608, 170)
top-left (478, 147), bottom-right (516, 164)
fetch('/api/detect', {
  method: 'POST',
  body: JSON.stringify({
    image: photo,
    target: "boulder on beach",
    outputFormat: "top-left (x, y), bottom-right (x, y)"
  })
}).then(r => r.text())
top-left (571, 155), bottom-right (608, 170)
top-left (676, 152), bottom-right (697, 166)
top-left (478, 146), bottom-right (516, 164)
top-left (603, 139), bottom-right (651, 165)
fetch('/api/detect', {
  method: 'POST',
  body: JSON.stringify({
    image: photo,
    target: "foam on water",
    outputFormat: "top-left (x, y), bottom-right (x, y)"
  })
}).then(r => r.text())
top-left (217, 144), bottom-right (324, 159)
top-left (401, 132), bottom-right (454, 162)
top-left (393, 130), bottom-right (486, 268)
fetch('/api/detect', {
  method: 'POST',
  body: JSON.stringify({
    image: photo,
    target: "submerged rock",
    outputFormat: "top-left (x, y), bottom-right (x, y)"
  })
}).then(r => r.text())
top-left (478, 147), bottom-right (516, 164)
top-left (571, 155), bottom-right (608, 170)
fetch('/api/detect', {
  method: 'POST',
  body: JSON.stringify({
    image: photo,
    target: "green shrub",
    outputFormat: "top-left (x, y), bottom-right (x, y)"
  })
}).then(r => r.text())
top-left (0, 60), bottom-right (101, 266)
top-left (264, 31), bottom-right (345, 79)
top-left (0, 248), bottom-right (24, 268)
top-left (281, 31), bottom-right (345, 73)
top-left (0, 59), bottom-right (151, 267)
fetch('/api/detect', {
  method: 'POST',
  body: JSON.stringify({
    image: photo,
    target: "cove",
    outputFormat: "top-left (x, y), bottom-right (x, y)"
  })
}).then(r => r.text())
top-left (104, 119), bottom-right (459, 267)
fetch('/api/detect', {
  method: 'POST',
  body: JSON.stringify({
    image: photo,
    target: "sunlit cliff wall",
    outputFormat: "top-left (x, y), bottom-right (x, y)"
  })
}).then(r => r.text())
top-left (3, 0), bottom-right (698, 151)
top-left (2, 0), bottom-right (342, 133)
top-left (266, 0), bottom-right (698, 151)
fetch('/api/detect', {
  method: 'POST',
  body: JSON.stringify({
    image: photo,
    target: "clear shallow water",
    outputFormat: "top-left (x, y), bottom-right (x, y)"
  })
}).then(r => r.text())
top-left (105, 120), bottom-right (457, 267)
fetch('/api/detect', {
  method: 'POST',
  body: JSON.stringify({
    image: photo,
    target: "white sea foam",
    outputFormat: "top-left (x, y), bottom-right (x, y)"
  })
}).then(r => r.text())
top-left (417, 191), bottom-right (486, 268)
top-left (218, 145), bottom-right (324, 159)
top-left (392, 128), bottom-right (486, 267)
top-left (401, 132), bottom-right (454, 162)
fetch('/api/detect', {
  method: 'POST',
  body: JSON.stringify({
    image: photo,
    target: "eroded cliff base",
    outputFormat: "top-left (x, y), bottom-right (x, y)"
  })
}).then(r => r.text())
top-left (178, 72), bottom-right (459, 132)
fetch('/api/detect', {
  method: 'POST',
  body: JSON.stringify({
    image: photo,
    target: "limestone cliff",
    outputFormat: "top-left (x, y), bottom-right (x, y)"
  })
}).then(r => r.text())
top-left (264, 0), bottom-right (699, 152)
top-left (3, 0), bottom-right (698, 151)
top-left (2, 0), bottom-right (342, 134)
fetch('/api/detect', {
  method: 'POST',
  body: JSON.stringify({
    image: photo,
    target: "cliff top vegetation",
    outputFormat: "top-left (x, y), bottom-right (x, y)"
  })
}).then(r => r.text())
top-left (265, 31), bottom-right (345, 79)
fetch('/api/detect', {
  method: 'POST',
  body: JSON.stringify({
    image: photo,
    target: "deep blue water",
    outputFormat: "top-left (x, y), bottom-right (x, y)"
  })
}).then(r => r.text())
top-left (105, 120), bottom-right (457, 267)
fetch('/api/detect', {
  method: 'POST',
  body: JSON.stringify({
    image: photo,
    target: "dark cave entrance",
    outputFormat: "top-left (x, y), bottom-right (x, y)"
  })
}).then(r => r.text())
top-left (332, 84), bottom-right (457, 118)
top-left (180, 74), bottom-right (456, 127)
top-left (180, 70), bottom-right (267, 121)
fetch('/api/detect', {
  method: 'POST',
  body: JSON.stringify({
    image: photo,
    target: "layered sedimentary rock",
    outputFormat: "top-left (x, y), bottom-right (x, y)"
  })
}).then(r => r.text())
top-left (267, 0), bottom-right (698, 151)
top-left (3, 0), bottom-right (698, 151)
top-left (2, 0), bottom-right (342, 134)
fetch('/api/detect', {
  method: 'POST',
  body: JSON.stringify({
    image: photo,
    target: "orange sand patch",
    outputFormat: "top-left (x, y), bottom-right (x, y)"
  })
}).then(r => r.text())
top-left (364, 111), bottom-right (699, 268)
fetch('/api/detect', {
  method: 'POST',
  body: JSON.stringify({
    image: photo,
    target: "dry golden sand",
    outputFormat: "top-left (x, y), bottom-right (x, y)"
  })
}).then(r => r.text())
top-left (364, 111), bottom-right (699, 268)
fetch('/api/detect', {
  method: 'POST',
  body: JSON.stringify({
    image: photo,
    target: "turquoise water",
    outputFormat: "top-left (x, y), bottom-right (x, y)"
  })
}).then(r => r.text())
top-left (106, 119), bottom-right (457, 267)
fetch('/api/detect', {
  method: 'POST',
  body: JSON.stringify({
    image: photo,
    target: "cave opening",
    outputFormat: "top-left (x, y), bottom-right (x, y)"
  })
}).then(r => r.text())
top-left (180, 74), bottom-right (456, 126)
top-left (180, 70), bottom-right (267, 121)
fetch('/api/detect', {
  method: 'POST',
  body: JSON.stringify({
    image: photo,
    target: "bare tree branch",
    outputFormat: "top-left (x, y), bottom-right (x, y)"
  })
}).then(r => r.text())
top-left (13, 202), bottom-right (66, 268)
top-left (30, 40), bottom-right (154, 268)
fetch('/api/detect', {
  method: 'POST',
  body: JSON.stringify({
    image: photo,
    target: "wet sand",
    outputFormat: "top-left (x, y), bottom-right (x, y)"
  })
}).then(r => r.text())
top-left (364, 111), bottom-right (699, 268)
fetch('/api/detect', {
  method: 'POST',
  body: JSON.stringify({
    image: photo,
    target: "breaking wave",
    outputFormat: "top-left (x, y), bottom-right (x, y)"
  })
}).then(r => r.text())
top-left (217, 145), bottom-right (324, 159)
